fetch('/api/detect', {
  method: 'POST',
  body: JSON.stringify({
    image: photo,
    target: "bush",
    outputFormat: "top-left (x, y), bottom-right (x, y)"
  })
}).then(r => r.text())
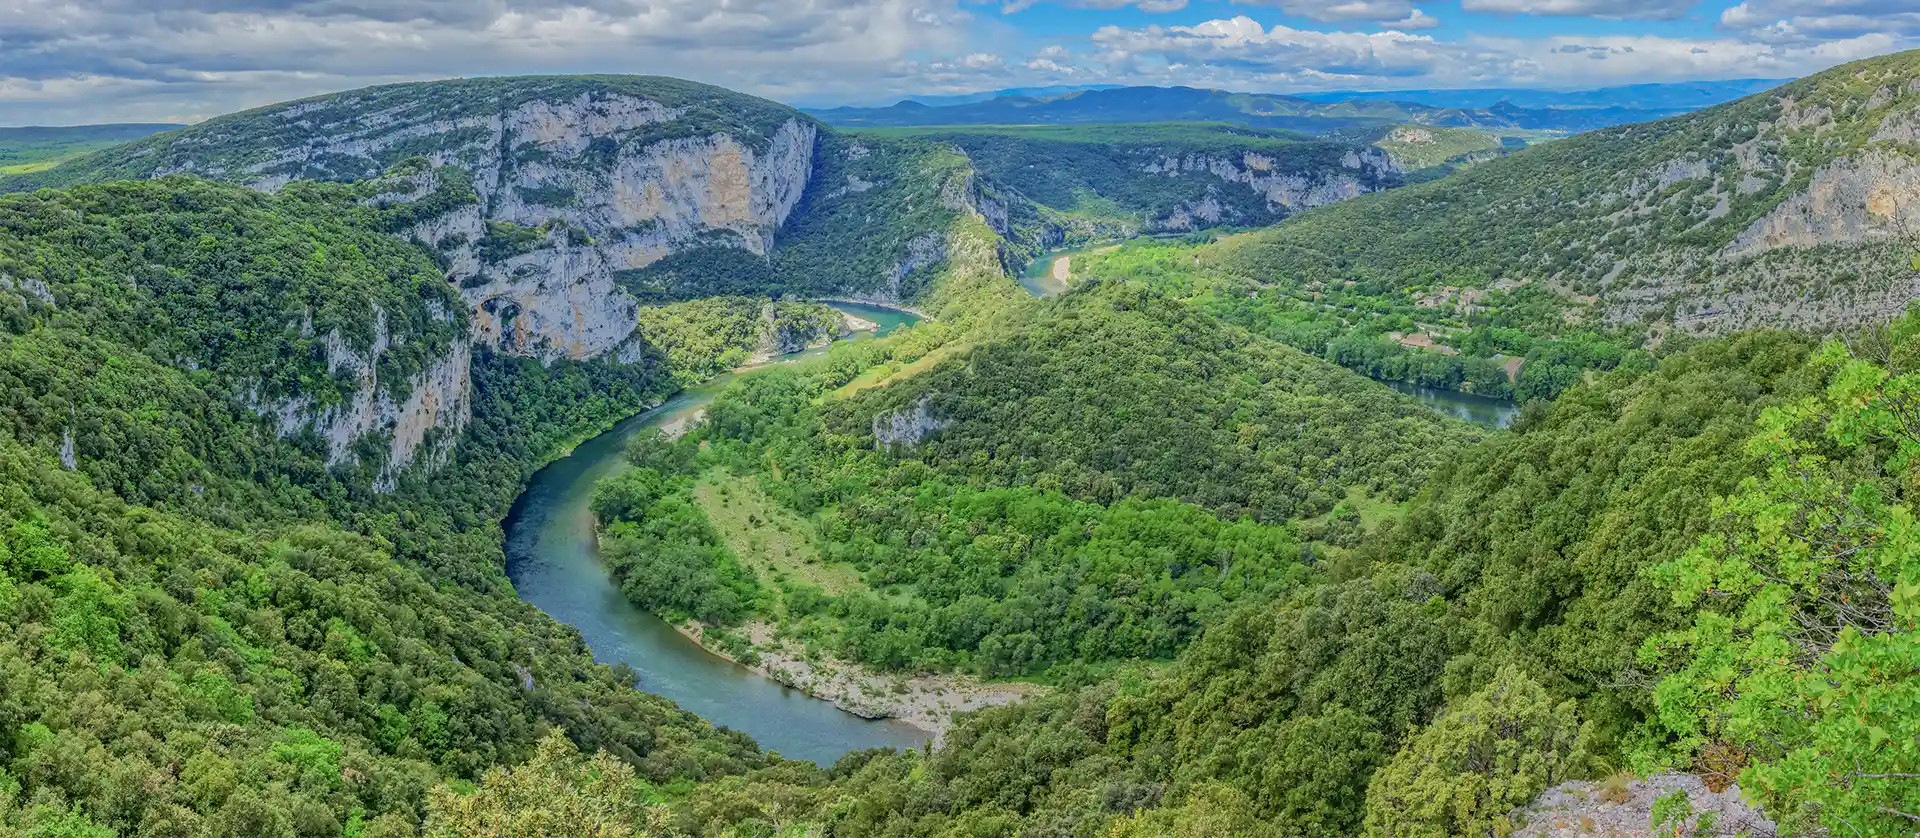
top-left (1363, 667), bottom-right (1588, 837)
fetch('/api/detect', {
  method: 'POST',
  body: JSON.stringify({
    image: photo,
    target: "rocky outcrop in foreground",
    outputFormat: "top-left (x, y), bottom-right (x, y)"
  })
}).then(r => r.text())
top-left (1515, 774), bottom-right (1777, 837)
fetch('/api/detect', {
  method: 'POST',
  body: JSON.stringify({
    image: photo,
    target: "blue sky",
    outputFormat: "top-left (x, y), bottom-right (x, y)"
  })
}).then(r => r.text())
top-left (0, 0), bottom-right (1912, 123)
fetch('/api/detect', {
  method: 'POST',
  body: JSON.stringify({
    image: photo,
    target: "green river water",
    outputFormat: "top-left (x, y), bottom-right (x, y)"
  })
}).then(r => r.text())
top-left (505, 304), bottom-right (931, 765)
top-left (504, 286), bottom-right (1514, 767)
top-left (1384, 380), bottom-right (1520, 429)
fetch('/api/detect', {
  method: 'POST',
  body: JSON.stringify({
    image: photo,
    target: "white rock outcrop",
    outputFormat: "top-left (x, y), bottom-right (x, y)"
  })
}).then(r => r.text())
top-left (872, 396), bottom-right (948, 448)
top-left (239, 92), bottom-right (817, 363)
top-left (1724, 148), bottom-right (1920, 259)
top-left (1139, 148), bottom-right (1394, 228)
top-left (1513, 773), bottom-right (1776, 838)
top-left (248, 307), bottom-right (474, 492)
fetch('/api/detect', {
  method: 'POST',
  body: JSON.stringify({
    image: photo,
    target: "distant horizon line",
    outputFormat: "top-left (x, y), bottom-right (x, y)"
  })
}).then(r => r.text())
top-left (0, 75), bottom-right (1799, 130)
top-left (805, 77), bottom-right (1797, 111)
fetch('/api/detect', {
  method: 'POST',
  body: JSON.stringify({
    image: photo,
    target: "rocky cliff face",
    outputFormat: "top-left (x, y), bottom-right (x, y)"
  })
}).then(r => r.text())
top-left (254, 92), bottom-right (817, 362)
top-left (1579, 66), bottom-right (1920, 334)
top-left (85, 78), bottom-right (828, 489)
top-left (872, 396), bottom-right (948, 448)
top-left (1140, 147), bottom-right (1396, 230)
top-left (247, 305), bottom-right (473, 491)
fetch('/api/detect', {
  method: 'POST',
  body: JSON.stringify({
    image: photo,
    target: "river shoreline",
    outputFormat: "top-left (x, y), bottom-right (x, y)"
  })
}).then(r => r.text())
top-left (503, 301), bottom-right (938, 765)
top-left (809, 296), bottom-right (931, 319)
top-left (672, 620), bottom-right (1040, 742)
top-left (1020, 240), bottom-right (1125, 297)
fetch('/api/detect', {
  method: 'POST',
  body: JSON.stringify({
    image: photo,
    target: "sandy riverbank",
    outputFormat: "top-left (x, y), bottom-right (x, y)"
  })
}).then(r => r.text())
top-left (676, 620), bottom-right (1040, 741)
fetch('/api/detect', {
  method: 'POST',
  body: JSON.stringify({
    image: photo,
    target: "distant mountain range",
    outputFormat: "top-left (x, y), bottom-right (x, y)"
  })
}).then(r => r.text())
top-left (1288, 79), bottom-right (1789, 111)
top-left (813, 79), bottom-right (1788, 137)
top-left (889, 85), bottom-right (1128, 109)
top-left (806, 86), bottom-right (1689, 136)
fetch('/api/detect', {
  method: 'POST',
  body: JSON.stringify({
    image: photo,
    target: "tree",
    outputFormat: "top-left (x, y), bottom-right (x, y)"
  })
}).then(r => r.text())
top-left (1106, 784), bottom-right (1265, 838)
top-left (1636, 334), bottom-right (1920, 836)
top-left (1363, 666), bottom-right (1588, 838)
top-left (424, 731), bottom-right (662, 838)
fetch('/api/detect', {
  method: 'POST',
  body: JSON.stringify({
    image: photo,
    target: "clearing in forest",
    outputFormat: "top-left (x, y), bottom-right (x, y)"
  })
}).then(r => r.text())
top-left (692, 470), bottom-right (863, 594)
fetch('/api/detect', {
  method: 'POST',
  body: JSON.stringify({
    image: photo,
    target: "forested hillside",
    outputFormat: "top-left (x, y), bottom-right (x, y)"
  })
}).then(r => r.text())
top-left (586, 282), bottom-right (1469, 689)
top-left (1065, 238), bottom-right (1635, 404)
top-left (840, 281), bottom-right (1462, 521)
top-left (637, 313), bottom-right (1917, 838)
top-left (2, 55), bottom-right (1917, 838)
top-left (1206, 50), bottom-right (1920, 337)
top-left (0, 176), bottom-right (796, 837)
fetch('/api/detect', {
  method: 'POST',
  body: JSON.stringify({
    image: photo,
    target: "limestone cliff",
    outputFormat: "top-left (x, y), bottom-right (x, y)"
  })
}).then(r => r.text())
top-left (1515, 59), bottom-right (1920, 335)
top-left (267, 93), bottom-right (814, 362)
top-left (1593, 77), bottom-right (1920, 334)
top-left (1140, 147), bottom-right (1396, 230)
top-left (247, 306), bottom-right (473, 491)
top-left (13, 77), bottom-right (823, 364)
top-left (40, 77), bottom-right (832, 489)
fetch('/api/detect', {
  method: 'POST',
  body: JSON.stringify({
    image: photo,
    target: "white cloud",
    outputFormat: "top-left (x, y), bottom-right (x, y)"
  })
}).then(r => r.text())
top-left (1232, 0), bottom-right (1424, 25)
top-left (1007, 0), bottom-right (1432, 24)
top-left (1722, 0), bottom-right (1920, 39)
top-left (1481, 30), bottom-right (1905, 83)
top-left (1061, 13), bottom-right (1907, 92)
top-left (1001, 0), bottom-right (1190, 13)
top-left (1461, 0), bottom-right (1692, 19)
top-left (1087, 16), bottom-right (1476, 84)
top-left (0, 0), bottom-right (979, 122)
top-left (1386, 8), bottom-right (1442, 29)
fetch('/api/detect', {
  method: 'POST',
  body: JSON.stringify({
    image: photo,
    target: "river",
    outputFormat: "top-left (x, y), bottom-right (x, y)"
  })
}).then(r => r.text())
top-left (504, 303), bottom-right (932, 765)
top-left (503, 295), bottom-right (1514, 766)
top-left (1020, 240), bottom-right (1125, 296)
top-left (1385, 380), bottom-right (1519, 429)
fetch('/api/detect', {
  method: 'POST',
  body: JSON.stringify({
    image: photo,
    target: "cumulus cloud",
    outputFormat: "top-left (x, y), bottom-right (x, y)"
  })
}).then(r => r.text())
top-left (1230, 0), bottom-right (1424, 25)
top-left (1460, 0), bottom-right (1691, 19)
top-left (1065, 13), bottom-right (1905, 92)
top-left (1000, 0), bottom-right (1190, 13)
top-left (1004, 0), bottom-right (1432, 25)
top-left (1385, 9), bottom-right (1442, 29)
top-left (1089, 16), bottom-right (1459, 78)
top-left (1721, 0), bottom-right (1920, 40)
top-left (0, 0), bottom-right (1912, 123)
top-left (1484, 30), bottom-right (1904, 81)
top-left (0, 0), bottom-right (977, 122)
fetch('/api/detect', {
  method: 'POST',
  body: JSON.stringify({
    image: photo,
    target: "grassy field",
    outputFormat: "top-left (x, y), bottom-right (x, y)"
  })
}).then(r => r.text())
top-left (0, 124), bottom-right (178, 177)
top-left (831, 342), bottom-right (975, 399)
top-left (692, 470), bottom-right (863, 594)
